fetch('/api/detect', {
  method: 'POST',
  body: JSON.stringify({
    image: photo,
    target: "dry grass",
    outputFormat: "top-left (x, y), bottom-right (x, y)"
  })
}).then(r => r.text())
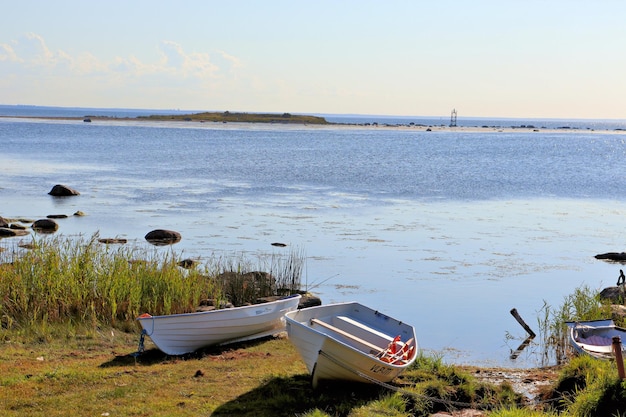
top-left (0, 330), bottom-right (308, 416)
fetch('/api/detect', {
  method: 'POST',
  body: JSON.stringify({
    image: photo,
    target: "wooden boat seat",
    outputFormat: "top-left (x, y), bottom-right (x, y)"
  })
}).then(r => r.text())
top-left (332, 316), bottom-right (395, 343)
top-left (310, 318), bottom-right (385, 353)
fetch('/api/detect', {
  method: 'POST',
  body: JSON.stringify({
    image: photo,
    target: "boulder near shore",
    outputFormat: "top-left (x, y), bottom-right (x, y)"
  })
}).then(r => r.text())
top-left (48, 184), bottom-right (80, 196)
top-left (32, 218), bottom-right (59, 233)
top-left (145, 229), bottom-right (182, 246)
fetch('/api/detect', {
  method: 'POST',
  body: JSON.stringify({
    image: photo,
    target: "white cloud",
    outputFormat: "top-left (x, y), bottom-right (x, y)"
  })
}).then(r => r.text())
top-left (110, 55), bottom-right (160, 78)
top-left (160, 40), bottom-right (186, 69)
top-left (216, 50), bottom-right (243, 70)
top-left (159, 40), bottom-right (219, 79)
top-left (0, 33), bottom-right (233, 83)
top-left (0, 42), bottom-right (18, 62)
top-left (18, 33), bottom-right (55, 66)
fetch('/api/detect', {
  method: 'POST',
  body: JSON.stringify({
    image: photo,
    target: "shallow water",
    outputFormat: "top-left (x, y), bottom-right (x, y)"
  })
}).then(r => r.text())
top-left (2, 115), bottom-right (626, 367)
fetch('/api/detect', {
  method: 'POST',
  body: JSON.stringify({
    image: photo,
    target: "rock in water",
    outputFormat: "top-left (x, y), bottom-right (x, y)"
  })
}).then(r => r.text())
top-left (0, 227), bottom-right (29, 237)
top-left (145, 229), bottom-right (182, 246)
top-left (48, 184), bottom-right (80, 196)
top-left (32, 218), bottom-right (59, 234)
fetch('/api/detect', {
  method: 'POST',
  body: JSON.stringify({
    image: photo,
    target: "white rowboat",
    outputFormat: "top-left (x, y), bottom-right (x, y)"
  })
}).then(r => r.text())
top-left (137, 294), bottom-right (301, 355)
top-left (285, 301), bottom-right (418, 388)
top-left (566, 319), bottom-right (626, 359)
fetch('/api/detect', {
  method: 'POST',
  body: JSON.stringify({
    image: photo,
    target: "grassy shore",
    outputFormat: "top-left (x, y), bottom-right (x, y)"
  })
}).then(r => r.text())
top-left (2, 327), bottom-right (625, 417)
top-left (1, 329), bottom-right (528, 417)
top-left (2, 236), bottom-right (626, 416)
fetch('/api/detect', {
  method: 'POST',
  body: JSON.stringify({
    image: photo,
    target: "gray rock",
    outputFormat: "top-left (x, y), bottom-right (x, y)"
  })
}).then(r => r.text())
top-left (32, 218), bottom-right (59, 233)
top-left (595, 252), bottom-right (626, 262)
top-left (145, 229), bottom-right (182, 246)
top-left (0, 227), bottom-right (29, 237)
top-left (48, 184), bottom-right (80, 196)
top-left (297, 293), bottom-right (322, 309)
top-left (178, 258), bottom-right (197, 269)
top-left (600, 286), bottom-right (625, 303)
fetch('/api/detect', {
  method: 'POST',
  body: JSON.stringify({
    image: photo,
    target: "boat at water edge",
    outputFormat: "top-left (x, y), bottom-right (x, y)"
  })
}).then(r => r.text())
top-left (566, 319), bottom-right (626, 359)
top-left (285, 301), bottom-right (418, 388)
top-left (136, 294), bottom-right (301, 355)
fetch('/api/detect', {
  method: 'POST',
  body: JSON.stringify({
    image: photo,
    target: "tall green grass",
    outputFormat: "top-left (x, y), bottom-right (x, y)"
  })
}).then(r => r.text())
top-left (0, 234), bottom-right (305, 337)
top-left (0, 235), bottom-right (220, 332)
top-left (398, 353), bottom-right (522, 415)
top-left (540, 355), bottom-right (626, 417)
top-left (535, 284), bottom-right (615, 365)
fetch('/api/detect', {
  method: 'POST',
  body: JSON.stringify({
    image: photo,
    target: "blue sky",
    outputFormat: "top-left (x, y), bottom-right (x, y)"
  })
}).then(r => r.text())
top-left (1, 1), bottom-right (625, 119)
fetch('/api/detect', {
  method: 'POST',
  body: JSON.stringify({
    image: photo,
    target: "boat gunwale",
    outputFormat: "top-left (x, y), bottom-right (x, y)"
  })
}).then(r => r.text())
top-left (136, 294), bottom-right (301, 321)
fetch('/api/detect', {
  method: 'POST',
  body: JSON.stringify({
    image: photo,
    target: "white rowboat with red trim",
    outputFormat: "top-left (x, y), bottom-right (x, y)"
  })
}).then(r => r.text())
top-left (285, 301), bottom-right (418, 388)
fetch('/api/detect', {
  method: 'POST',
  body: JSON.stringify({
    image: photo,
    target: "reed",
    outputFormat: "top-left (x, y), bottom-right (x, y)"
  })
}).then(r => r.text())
top-left (0, 234), bottom-right (220, 334)
top-left (269, 246), bottom-right (305, 295)
top-left (211, 247), bottom-right (305, 305)
top-left (0, 235), bottom-right (306, 339)
top-left (535, 285), bottom-right (614, 365)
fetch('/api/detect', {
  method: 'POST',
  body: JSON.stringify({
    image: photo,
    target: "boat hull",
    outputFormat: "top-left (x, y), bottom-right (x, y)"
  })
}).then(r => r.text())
top-left (137, 294), bottom-right (301, 355)
top-left (566, 319), bottom-right (626, 359)
top-left (285, 301), bottom-right (417, 387)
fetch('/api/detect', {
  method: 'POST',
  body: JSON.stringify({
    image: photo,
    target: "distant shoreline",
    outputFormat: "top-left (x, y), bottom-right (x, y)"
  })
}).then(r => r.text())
top-left (0, 110), bottom-right (330, 125)
top-left (2, 113), bottom-right (626, 135)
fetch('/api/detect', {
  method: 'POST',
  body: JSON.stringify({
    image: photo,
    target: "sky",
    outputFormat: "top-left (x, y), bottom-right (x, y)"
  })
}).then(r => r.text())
top-left (1, 1), bottom-right (625, 119)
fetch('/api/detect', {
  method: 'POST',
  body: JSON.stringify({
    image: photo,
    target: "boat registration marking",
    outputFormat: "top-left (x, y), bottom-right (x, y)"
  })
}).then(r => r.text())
top-left (369, 364), bottom-right (393, 375)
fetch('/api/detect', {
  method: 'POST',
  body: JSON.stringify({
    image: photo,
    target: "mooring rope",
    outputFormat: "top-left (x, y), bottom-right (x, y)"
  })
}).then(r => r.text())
top-left (132, 329), bottom-right (148, 357)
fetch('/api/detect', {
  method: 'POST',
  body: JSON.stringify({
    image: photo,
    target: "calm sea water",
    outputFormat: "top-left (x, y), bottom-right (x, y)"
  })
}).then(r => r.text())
top-left (2, 106), bottom-right (626, 368)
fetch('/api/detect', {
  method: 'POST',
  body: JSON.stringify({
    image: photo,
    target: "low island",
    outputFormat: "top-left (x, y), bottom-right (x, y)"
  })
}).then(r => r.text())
top-left (136, 110), bottom-right (330, 124)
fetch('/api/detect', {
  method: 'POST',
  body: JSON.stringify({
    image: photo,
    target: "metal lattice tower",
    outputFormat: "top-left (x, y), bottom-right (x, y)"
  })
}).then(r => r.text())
top-left (450, 109), bottom-right (457, 127)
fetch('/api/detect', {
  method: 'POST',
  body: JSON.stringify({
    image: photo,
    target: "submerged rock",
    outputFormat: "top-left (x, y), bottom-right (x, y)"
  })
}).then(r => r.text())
top-left (98, 238), bottom-right (128, 244)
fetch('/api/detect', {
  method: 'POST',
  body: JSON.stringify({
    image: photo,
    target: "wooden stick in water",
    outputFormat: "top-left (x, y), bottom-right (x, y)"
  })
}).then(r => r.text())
top-left (510, 308), bottom-right (536, 338)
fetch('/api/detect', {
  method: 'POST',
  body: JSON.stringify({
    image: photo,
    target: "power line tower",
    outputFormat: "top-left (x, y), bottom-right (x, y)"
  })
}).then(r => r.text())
top-left (450, 108), bottom-right (457, 127)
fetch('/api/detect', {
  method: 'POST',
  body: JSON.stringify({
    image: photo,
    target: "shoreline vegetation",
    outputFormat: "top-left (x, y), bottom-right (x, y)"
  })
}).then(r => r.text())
top-left (2, 236), bottom-right (626, 415)
top-left (137, 110), bottom-right (330, 125)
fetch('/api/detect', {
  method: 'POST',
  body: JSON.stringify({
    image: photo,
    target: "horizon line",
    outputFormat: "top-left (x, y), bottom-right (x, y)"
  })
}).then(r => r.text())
top-left (1, 103), bottom-right (625, 122)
